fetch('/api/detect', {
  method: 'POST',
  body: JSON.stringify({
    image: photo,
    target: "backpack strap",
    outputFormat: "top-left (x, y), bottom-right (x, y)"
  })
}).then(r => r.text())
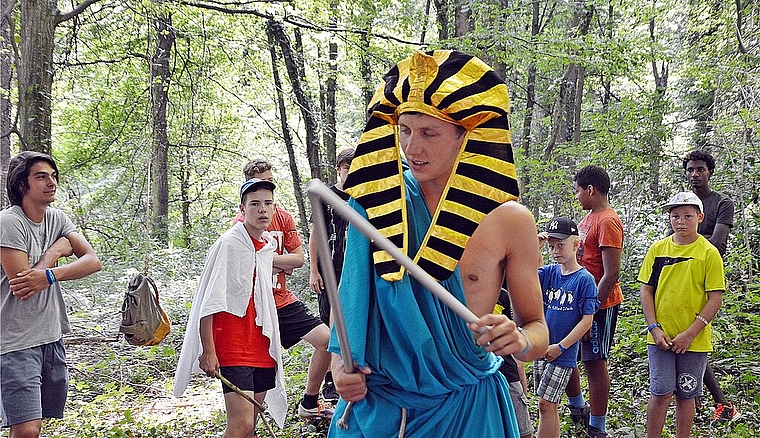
top-left (144, 275), bottom-right (161, 305)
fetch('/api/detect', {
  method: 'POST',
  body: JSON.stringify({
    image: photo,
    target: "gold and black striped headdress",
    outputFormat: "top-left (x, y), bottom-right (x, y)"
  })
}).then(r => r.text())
top-left (344, 50), bottom-right (519, 282)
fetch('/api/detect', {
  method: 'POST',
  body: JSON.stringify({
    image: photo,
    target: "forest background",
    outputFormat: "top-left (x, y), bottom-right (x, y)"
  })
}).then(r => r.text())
top-left (1, 0), bottom-right (758, 437)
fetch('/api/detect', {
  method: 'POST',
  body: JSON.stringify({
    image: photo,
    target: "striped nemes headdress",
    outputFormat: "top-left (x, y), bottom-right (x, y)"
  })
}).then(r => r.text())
top-left (343, 50), bottom-right (519, 282)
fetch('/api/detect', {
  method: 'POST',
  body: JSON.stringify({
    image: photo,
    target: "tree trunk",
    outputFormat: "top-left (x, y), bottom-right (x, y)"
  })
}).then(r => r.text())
top-left (268, 20), bottom-right (321, 182)
top-left (454, 1), bottom-right (472, 37)
top-left (322, 1), bottom-right (338, 184)
top-left (18, 0), bottom-right (57, 154)
top-left (180, 145), bottom-right (191, 247)
top-left (647, 16), bottom-right (669, 198)
top-left (543, 2), bottom-right (593, 160)
top-left (421, 0), bottom-right (433, 43)
top-left (359, 30), bottom-right (373, 114)
top-left (434, 0), bottom-right (451, 40)
top-left (149, 8), bottom-right (174, 245)
top-left (601, 3), bottom-right (614, 110)
top-left (267, 21), bottom-right (309, 239)
top-left (13, 0), bottom-right (99, 155)
top-left (518, 0), bottom-right (542, 211)
top-left (573, 64), bottom-right (586, 144)
top-left (1, 3), bottom-right (12, 207)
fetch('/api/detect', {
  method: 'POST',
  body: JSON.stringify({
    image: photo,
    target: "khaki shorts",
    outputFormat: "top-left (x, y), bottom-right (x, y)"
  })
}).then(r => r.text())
top-left (507, 380), bottom-right (535, 437)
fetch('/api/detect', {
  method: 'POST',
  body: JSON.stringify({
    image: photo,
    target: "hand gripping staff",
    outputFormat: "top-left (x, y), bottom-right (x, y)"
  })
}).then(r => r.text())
top-left (306, 179), bottom-right (488, 430)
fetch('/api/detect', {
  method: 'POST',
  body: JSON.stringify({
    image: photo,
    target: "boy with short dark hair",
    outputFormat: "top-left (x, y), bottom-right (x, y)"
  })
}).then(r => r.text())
top-left (1, 151), bottom-right (102, 438)
top-left (638, 191), bottom-right (725, 438)
top-left (174, 178), bottom-right (288, 435)
top-left (308, 148), bottom-right (354, 401)
top-left (238, 159), bottom-right (334, 419)
top-left (567, 164), bottom-right (623, 437)
top-left (534, 217), bottom-right (599, 438)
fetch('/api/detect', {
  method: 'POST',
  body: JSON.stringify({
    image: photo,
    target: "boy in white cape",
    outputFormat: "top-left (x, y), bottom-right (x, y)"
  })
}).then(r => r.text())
top-left (174, 178), bottom-right (287, 435)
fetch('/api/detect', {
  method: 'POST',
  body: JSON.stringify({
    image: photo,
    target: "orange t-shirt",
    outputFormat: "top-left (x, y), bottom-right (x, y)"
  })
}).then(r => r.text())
top-left (576, 208), bottom-right (624, 309)
top-left (213, 237), bottom-right (276, 368)
top-left (233, 205), bottom-right (302, 309)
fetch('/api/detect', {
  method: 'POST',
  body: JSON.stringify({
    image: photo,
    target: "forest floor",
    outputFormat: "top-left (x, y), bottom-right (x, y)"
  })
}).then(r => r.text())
top-left (15, 257), bottom-right (758, 437)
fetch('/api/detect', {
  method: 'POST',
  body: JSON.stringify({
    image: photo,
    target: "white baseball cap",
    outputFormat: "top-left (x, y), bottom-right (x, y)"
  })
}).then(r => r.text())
top-left (663, 191), bottom-right (703, 212)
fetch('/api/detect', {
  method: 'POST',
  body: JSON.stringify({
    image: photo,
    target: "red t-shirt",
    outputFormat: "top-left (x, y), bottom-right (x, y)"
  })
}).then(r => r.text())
top-left (213, 237), bottom-right (276, 367)
top-left (576, 208), bottom-right (624, 309)
top-left (233, 205), bottom-right (303, 309)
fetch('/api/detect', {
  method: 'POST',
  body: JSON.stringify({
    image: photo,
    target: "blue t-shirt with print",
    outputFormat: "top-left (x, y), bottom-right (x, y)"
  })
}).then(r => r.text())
top-left (538, 264), bottom-right (599, 368)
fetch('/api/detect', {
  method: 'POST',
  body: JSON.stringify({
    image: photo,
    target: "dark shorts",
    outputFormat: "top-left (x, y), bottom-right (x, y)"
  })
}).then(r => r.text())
top-left (277, 301), bottom-right (323, 349)
top-left (218, 366), bottom-right (276, 394)
top-left (580, 304), bottom-right (619, 361)
top-left (647, 345), bottom-right (706, 399)
top-left (317, 289), bottom-right (331, 327)
top-left (1, 340), bottom-right (68, 427)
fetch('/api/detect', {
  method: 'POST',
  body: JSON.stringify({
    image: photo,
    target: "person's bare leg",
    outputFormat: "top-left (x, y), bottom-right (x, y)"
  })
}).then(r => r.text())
top-left (536, 399), bottom-right (560, 438)
top-left (675, 397), bottom-right (696, 438)
top-left (565, 366), bottom-right (582, 399)
top-left (585, 359), bottom-right (609, 417)
top-left (223, 390), bottom-right (265, 438)
top-left (703, 362), bottom-right (726, 404)
top-left (9, 419), bottom-right (42, 438)
top-left (302, 324), bottom-right (331, 395)
top-left (646, 393), bottom-right (671, 438)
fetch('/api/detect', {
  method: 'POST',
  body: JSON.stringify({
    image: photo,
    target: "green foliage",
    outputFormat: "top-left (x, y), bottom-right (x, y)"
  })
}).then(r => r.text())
top-left (7, 0), bottom-right (758, 435)
top-left (41, 239), bottom-right (759, 437)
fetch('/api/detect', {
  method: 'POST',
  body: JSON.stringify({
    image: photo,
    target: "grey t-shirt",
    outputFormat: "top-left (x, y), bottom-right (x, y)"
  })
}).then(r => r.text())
top-left (1, 205), bottom-right (76, 354)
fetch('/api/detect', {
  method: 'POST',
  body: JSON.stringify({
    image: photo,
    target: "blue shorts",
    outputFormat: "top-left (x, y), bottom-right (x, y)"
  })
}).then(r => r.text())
top-left (647, 345), bottom-right (706, 399)
top-left (1, 340), bottom-right (68, 427)
top-left (580, 304), bottom-right (618, 361)
top-left (533, 359), bottom-right (573, 404)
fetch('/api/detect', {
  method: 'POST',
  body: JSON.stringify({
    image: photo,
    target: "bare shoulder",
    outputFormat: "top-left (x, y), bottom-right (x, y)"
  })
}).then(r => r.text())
top-left (472, 201), bottom-right (536, 245)
top-left (462, 201), bottom-right (536, 268)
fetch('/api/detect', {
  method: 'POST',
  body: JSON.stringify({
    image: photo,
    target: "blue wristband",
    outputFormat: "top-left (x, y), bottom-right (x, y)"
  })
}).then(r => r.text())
top-left (45, 268), bottom-right (56, 285)
top-left (558, 343), bottom-right (567, 353)
top-left (647, 323), bottom-right (661, 332)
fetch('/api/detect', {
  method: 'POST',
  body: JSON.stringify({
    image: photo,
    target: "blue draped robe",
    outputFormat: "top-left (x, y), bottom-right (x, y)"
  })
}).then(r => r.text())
top-left (327, 172), bottom-right (519, 437)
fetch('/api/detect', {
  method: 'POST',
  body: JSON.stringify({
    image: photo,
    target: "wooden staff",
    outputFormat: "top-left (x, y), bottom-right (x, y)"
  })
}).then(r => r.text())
top-left (215, 370), bottom-right (277, 438)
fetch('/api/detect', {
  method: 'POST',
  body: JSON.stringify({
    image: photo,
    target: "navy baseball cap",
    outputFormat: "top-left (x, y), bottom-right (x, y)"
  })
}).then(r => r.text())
top-left (545, 217), bottom-right (578, 239)
top-left (240, 178), bottom-right (276, 202)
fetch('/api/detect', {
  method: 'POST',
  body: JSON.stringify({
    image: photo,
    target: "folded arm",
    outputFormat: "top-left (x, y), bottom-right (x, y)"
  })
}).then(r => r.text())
top-left (4, 232), bottom-right (101, 300)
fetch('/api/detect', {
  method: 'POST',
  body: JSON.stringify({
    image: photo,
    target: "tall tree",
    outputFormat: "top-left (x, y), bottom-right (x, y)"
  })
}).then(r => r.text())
top-left (268, 20), bottom-right (309, 237)
top-left (17, 0), bottom-right (101, 153)
top-left (543, 1), bottom-right (593, 160)
top-left (320, 0), bottom-right (339, 184)
top-left (149, 3), bottom-right (174, 244)
top-left (644, 0), bottom-right (669, 197)
top-left (268, 20), bottom-right (321, 182)
top-left (517, 0), bottom-right (553, 211)
top-left (1, 0), bottom-right (12, 207)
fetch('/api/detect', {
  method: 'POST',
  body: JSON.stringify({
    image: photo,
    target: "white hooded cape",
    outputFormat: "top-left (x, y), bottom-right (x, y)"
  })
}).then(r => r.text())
top-left (173, 222), bottom-right (287, 427)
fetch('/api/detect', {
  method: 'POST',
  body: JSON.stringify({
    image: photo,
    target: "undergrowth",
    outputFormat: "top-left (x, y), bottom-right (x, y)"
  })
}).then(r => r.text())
top-left (20, 246), bottom-right (759, 437)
